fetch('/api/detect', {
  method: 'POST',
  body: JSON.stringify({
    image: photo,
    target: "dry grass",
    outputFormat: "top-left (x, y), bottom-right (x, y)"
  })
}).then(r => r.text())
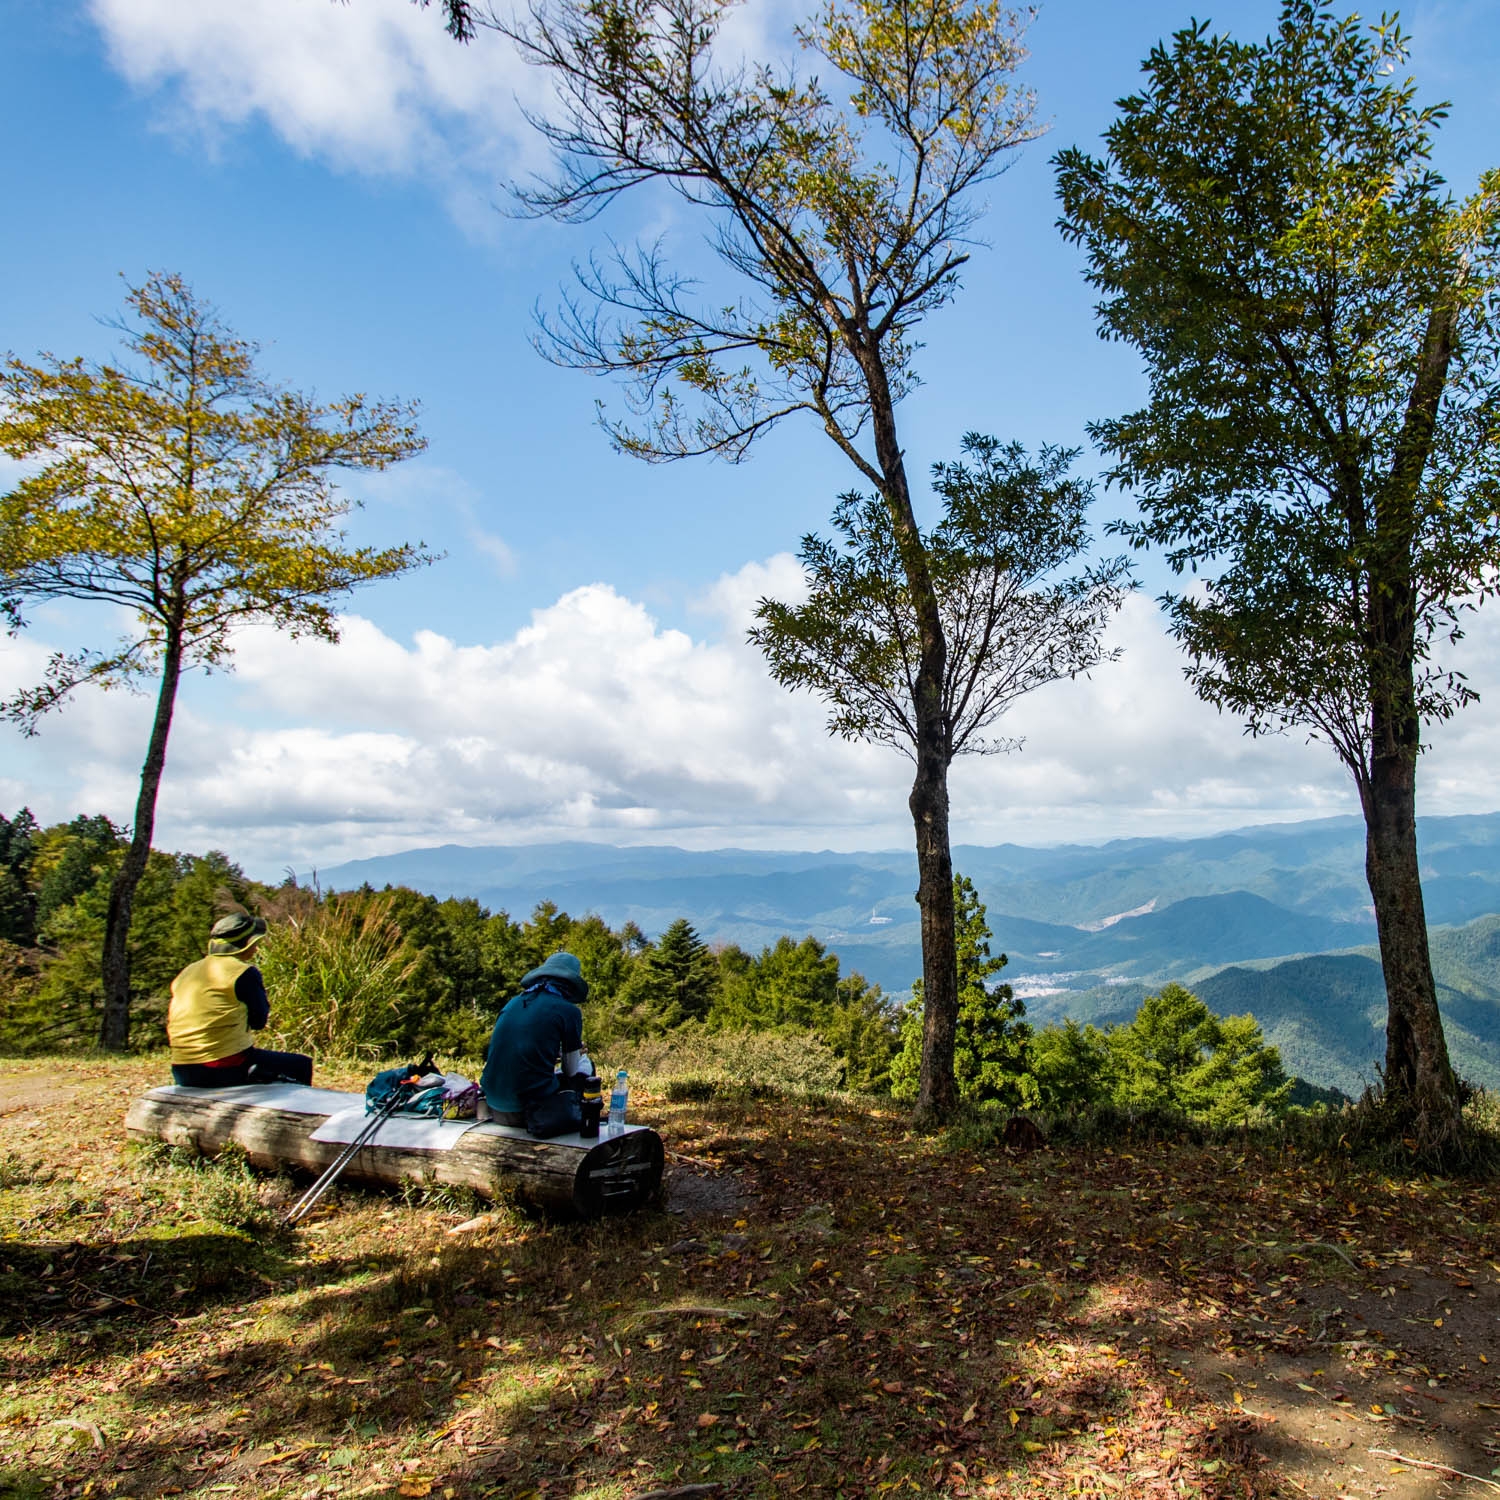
top-left (2, 1055), bottom-right (1498, 1500)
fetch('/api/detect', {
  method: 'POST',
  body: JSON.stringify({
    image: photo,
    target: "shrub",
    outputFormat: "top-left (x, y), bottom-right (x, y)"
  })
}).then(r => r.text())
top-left (258, 893), bottom-right (420, 1058)
top-left (615, 1024), bottom-right (845, 1097)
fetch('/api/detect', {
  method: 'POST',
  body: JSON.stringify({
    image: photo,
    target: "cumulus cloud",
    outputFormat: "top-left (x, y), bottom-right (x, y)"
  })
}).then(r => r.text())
top-left (1, 563), bottom-right (1498, 874)
top-left (87, 0), bottom-right (546, 219)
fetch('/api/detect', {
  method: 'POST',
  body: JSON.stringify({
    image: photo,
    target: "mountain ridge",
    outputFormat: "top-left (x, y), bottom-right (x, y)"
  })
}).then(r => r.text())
top-left (315, 814), bottom-right (1500, 1095)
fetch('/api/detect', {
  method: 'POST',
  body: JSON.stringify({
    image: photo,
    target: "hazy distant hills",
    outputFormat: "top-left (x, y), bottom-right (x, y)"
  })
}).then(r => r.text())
top-left (1026, 917), bottom-right (1500, 1097)
top-left (318, 811), bottom-right (1500, 1095)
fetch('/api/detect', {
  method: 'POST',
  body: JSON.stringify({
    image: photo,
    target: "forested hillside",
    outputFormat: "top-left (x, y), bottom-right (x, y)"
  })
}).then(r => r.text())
top-left (5, 806), bottom-right (1497, 1103)
top-left (0, 809), bottom-right (1297, 1124)
top-left (317, 813), bottom-right (1500, 996)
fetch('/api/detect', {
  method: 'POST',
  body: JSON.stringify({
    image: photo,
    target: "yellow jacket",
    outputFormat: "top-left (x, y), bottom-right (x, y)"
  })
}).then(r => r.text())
top-left (167, 954), bottom-right (255, 1065)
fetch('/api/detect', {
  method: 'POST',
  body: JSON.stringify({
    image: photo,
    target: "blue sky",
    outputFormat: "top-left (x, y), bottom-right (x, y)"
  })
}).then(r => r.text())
top-left (2, 0), bottom-right (1498, 878)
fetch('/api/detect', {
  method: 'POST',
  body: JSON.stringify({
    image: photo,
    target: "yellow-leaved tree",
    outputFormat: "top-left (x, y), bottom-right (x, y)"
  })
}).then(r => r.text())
top-left (0, 273), bottom-right (433, 1049)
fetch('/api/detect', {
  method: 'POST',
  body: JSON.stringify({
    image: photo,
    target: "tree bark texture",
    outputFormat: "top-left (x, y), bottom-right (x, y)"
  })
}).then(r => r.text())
top-left (99, 625), bottom-right (183, 1050)
top-left (910, 749), bottom-right (958, 1124)
top-left (1362, 715), bottom-right (1461, 1136)
top-left (1355, 293), bottom-right (1463, 1142)
top-left (853, 340), bottom-right (961, 1124)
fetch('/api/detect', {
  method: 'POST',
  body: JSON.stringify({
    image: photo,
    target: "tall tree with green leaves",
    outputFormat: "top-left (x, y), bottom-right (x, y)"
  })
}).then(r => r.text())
top-left (492, 0), bottom-right (1042, 1120)
top-left (0, 810), bottom-right (40, 946)
top-left (0, 273), bottom-right (432, 1049)
top-left (751, 435), bottom-right (1128, 777)
top-left (1105, 984), bottom-right (1291, 1125)
top-left (1055, 2), bottom-right (1500, 1152)
top-left (637, 917), bottom-right (719, 1028)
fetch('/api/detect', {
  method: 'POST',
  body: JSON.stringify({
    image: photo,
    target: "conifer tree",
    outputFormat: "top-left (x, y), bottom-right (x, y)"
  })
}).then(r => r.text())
top-left (892, 874), bottom-right (1033, 1106)
top-left (638, 918), bottom-right (719, 1029)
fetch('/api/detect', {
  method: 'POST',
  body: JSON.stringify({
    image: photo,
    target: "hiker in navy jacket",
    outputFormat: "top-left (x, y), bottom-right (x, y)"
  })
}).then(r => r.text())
top-left (480, 952), bottom-right (593, 1137)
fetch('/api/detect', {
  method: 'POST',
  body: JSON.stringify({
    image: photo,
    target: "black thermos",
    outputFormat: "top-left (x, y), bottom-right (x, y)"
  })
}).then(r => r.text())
top-left (579, 1075), bottom-right (602, 1138)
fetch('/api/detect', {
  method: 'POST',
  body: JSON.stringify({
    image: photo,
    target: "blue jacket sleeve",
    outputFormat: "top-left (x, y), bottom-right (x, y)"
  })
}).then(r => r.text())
top-left (235, 966), bottom-right (270, 1031)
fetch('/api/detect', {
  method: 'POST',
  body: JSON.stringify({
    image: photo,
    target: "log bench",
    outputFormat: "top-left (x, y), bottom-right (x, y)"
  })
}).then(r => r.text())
top-left (124, 1084), bottom-right (664, 1218)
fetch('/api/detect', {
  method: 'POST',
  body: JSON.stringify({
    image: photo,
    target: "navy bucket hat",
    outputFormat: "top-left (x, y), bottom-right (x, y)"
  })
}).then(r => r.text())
top-left (520, 951), bottom-right (588, 1002)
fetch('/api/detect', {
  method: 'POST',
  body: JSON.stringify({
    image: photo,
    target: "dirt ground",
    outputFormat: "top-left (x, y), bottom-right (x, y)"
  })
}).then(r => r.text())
top-left (1145, 1263), bottom-right (1499, 1497)
top-left (2, 1057), bottom-right (1498, 1499)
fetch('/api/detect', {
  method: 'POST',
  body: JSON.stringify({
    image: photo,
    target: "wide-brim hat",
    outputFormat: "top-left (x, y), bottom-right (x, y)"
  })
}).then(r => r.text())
top-left (208, 913), bottom-right (268, 956)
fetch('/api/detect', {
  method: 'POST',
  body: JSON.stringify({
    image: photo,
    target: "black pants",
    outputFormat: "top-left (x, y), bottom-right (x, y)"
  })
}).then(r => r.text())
top-left (171, 1047), bottom-right (313, 1088)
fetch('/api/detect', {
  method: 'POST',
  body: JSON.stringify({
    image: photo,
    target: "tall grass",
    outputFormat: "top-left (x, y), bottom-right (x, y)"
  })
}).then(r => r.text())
top-left (257, 893), bottom-right (419, 1059)
top-left (618, 1024), bottom-right (845, 1099)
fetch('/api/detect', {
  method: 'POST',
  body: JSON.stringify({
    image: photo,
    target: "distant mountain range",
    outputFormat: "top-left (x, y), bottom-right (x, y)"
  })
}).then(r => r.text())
top-left (318, 811), bottom-right (1500, 1095)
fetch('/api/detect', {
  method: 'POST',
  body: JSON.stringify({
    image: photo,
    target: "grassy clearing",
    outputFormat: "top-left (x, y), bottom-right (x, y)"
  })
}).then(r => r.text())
top-left (2, 1055), bottom-right (1498, 1500)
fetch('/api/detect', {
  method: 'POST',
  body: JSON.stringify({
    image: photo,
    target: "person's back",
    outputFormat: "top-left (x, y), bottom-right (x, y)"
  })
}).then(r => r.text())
top-left (480, 952), bottom-right (589, 1136)
top-left (168, 952), bottom-right (259, 1066)
top-left (166, 913), bottom-right (313, 1088)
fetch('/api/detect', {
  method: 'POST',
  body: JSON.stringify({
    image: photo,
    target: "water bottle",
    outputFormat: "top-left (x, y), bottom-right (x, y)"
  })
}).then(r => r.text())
top-left (608, 1068), bottom-right (629, 1134)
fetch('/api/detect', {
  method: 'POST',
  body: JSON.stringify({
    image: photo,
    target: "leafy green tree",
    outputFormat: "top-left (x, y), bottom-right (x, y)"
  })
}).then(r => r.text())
top-left (711, 935), bottom-right (845, 1033)
top-left (820, 974), bottom-right (901, 1094)
top-left (31, 815), bottom-right (122, 932)
top-left (635, 918), bottom-right (718, 1028)
top-left (1106, 984), bottom-right (1289, 1122)
top-left (159, 850), bottom-right (258, 964)
top-left (891, 874), bottom-right (1034, 1106)
top-left (1179, 1012), bottom-right (1293, 1126)
top-left (495, 0), bottom-right (1041, 1124)
top-left (1031, 989), bottom-right (1290, 1123)
top-left (13, 847), bottom-right (190, 1052)
top-left (1106, 983), bottom-right (1223, 1114)
top-left (0, 809), bottom-right (39, 945)
top-left (1055, 2), bottom-right (1500, 1150)
top-left (0, 273), bottom-right (431, 1051)
top-left (1030, 1018), bottom-right (1111, 1111)
top-left (754, 437), bottom-right (1128, 758)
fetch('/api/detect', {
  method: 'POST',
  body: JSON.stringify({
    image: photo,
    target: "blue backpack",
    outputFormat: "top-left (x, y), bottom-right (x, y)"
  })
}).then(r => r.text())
top-left (365, 1060), bottom-right (444, 1118)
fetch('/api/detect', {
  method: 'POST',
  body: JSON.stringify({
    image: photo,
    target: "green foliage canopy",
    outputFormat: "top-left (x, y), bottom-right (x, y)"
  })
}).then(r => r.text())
top-left (752, 437), bottom-right (1130, 760)
top-left (1054, 0), bottom-right (1499, 1145)
top-left (1056, 4), bottom-right (1500, 763)
top-left (0, 272), bottom-right (432, 723)
top-left (1031, 983), bottom-right (1291, 1124)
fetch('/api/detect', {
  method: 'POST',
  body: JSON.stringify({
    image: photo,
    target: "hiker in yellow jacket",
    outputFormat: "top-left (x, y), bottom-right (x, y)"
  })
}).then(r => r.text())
top-left (167, 913), bottom-right (312, 1088)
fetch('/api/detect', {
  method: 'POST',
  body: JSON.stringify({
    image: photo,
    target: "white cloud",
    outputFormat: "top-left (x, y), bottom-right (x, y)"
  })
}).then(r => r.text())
top-left (689, 551), bottom-right (808, 628)
top-left (86, 0), bottom-right (547, 219)
top-left (468, 527), bottom-right (518, 577)
top-left (1, 565), bottom-right (1498, 875)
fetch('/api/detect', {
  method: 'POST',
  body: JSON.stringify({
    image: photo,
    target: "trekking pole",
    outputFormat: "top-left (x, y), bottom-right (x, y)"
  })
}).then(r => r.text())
top-left (283, 1088), bottom-right (406, 1228)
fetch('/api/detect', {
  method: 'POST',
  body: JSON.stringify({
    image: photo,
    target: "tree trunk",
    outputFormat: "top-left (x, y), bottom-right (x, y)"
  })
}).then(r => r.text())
top-left (1361, 727), bottom-right (1461, 1143)
top-left (910, 745), bottom-right (958, 1125)
top-left (99, 625), bottom-right (184, 1050)
top-left (1356, 291), bottom-right (1462, 1148)
top-left (852, 339), bottom-right (960, 1125)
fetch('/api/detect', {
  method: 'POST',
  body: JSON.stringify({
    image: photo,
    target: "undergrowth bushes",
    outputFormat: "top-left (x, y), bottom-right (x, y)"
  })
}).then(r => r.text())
top-left (258, 894), bottom-right (419, 1060)
top-left (617, 1024), bottom-right (845, 1100)
top-left (936, 1083), bottom-right (1500, 1175)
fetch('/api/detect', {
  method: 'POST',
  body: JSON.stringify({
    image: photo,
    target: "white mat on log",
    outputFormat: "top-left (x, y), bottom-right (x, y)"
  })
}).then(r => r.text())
top-left (310, 1108), bottom-right (482, 1150)
top-left (144, 1084), bottom-right (655, 1154)
top-left (309, 1116), bottom-right (655, 1151)
top-left (147, 1084), bottom-right (357, 1115)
